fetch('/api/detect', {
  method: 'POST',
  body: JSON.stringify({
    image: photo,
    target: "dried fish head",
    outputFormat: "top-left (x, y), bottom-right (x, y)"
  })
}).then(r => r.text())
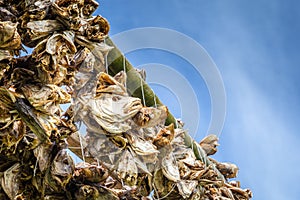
top-left (87, 132), bottom-right (123, 164)
top-left (81, 15), bottom-right (110, 42)
top-left (21, 84), bottom-right (71, 114)
top-left (96, 72), bottom-right (127, 95)
top-left (75, 185), bottom-right (100, 200)
top-left (1, 163), bottom-right (23, 199)
top-left (0, 50), bottom-right (12, 61)
top-left (216, 162), bottom-right (239, 179)
top-left (26, 20), bottom-right (65, 34)
top-left (73, 162), bottom-right (109, 183)
top-left (153, 124), bottom-right (175, 148)
top-left (0, 7), bottom-right (17, 22)
top-left (73, 47), bottom-right (93, 72)
top-left (153, 169), bottom-right (179, 199)
top-left (133, 106), bottom-right (168, 128)
top-left (75, 36), bottom-right (113, 65)
top-left (117, 150), bottom-right (138, 186)
top-left (110, 135), bottom-right (128, 149)
top-left (46, 32), bottom-right (76, 56)
top-left (24, 20), bottom-right (65, 46)
top-left (51, 0), bottom-right (84, 19)
top-left (199, 134), bottom-right (219, 156)
top-left (51, 149), bottom-right (74, 189)
top-left (22, 131), bottom-right (40, 150)
top-left (161, 153), bottom-right (181, 182)
top-left (86, 94), bottom-right (142, 134)
top-left (126, 132), bottom-right (159, 157)
top-left (31, 32), bottom-right (77, 85)
top-left (177, 180), bottom-right (198, 199)
top-left (0, 120), bottom-right (26, 155)
top-left (81, 0), bottom-right (99, 18)
top-left (0, 101), bottom-right (14, 126)
top-left (0, 21), bottom-right (21, 50)
top-left (33, 143), bottom-right (54, 172)
top-left (75, 185), bottom-right (119, 200)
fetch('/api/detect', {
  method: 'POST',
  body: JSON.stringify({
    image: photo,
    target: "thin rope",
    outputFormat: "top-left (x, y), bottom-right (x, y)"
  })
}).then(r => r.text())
top-left (175, 119), bottom-right (179, 129)
top-left (151, 89), bottom-right (157, 108)
top-left (104, 38), bottom-right (109, 74)
top-left (78, 131), bottom-right (86, 167)
top-left (123, 54), bottom-right (127, 90)
top-left (140, 77), bottom-right (146, 106)
top-left (33, 151), bottom-right (40, 177)
top-left (96, 158), bottom-right (100, 168)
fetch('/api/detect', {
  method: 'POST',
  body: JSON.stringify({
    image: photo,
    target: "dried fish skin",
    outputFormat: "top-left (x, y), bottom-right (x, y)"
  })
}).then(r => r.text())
top-left (0, 21), bottom-right (21, 51)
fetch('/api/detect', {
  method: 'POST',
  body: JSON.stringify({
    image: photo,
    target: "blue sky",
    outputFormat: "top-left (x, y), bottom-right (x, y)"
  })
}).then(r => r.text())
top-left (98, 1), bottom-right (300, 199)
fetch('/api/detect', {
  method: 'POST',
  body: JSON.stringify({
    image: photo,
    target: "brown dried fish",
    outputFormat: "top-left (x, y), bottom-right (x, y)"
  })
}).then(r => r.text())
top-left (216, 162), bottom-right (239, 179)
top-left (199, 134), bottom-right (219, 156)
